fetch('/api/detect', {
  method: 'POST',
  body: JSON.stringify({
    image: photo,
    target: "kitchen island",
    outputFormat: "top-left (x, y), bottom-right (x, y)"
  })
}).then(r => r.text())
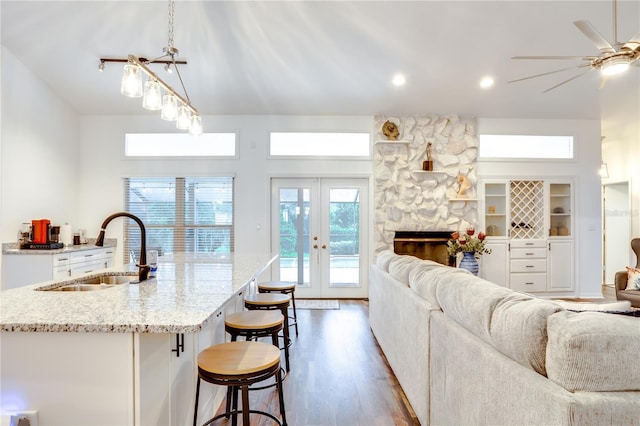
top-left (0, 252), bottom-right (277, 425)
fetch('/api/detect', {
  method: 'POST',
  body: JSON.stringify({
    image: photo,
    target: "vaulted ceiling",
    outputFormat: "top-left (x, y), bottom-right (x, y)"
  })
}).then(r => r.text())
top-left (2, 1), bottom-right (639, 120)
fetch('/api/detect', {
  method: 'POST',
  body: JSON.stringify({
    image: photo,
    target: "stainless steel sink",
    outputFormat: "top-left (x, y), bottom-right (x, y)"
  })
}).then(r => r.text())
top-left (55, 283), bottom-right (115, 292)
top-left (38, 273), bottom-right (137, 292)
top-left (79, 275), bottom-right (133, 285)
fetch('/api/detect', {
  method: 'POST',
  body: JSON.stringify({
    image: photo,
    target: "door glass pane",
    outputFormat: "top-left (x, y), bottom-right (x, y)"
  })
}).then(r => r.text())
top-left (279, 188), bottom-right (310, 285)
top-left (329, 188), bottom-right (360, 287)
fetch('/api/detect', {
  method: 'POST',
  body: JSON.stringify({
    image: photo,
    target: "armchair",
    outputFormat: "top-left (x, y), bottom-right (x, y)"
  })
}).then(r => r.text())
top-left (614, 238), bottom-right (640, 307)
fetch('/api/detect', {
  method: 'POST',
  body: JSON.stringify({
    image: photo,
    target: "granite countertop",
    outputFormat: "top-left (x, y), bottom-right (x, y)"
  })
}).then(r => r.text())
top-left (0, 252), bottom-right (277, 334)
top-left (2, 238), bottom-right (117, 255)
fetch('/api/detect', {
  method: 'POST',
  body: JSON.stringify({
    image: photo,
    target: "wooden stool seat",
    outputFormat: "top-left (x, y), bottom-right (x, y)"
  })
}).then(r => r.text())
top-left (258, 281), bottom-right (299, 337)
top-left (244, 293), bottom-right (291, 306)
top-left (244, 294), bottom-right (292, 372)
top-left (225, 310), bottom-right (283, 331)
top-left (194, 341), bottom-right (287, 426)
top-left (198, 341), bottom-right (280, 377)
top-left (258, 281), bottom-right (296, 292)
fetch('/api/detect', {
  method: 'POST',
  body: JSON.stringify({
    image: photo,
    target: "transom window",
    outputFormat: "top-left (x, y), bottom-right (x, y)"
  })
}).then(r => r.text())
top-left (123, 177), bottom-right (233, 262)
top-left (125, 133), bottom-right (236, 157)
top-left (479, 135), bottom-right (574, 159)
top-left (269, 132), bottom-right (370, 157)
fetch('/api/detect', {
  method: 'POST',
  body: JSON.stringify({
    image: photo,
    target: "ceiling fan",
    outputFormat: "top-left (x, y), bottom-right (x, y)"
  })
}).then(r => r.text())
top-left (508, 0), bottom-right (640, 93)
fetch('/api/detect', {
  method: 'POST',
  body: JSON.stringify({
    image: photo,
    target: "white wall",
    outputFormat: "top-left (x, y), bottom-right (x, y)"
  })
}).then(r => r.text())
top-left (77, 114), bottom-right (373, 263)
top-left (477, 118), bottom-right (602, 298)
top-left (601, 69), bottom-right (640, 241)
top-left (0, 47), bottom-right (80, 242)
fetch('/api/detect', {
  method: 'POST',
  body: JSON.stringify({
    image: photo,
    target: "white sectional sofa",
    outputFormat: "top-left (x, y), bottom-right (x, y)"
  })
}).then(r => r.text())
top-left (369, 250), bottom-right (640, 425)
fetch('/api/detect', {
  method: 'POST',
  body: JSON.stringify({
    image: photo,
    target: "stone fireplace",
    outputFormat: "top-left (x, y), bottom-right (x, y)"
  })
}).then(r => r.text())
top-left (372, 114), bottom-right (479, 256)
top-left (393, 231), bottom-right (455, 266)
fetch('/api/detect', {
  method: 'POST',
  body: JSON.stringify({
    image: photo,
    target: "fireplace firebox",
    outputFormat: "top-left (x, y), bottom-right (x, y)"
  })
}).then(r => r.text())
top-left (393, 231), bottom-right (455, 266)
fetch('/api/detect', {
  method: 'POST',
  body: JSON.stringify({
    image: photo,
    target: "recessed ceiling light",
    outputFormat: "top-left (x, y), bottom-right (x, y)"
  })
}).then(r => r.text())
top-left (392, 74), bottom-right (406, 86)
top-left (479, 76), bottom-right (495, 89)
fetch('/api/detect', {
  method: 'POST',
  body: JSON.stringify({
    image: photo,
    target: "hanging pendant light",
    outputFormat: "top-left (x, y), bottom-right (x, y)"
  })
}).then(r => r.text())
top-left (161, 94), bottom-right (178, 121)
top-left (142, 79), bottom-right (162, 110)
top-left (189, 115), bottom-right (203, 136)
top-left (176, 105), bottom-right (192, 129)
top-left (120, 64), bottom-right (142, 97)
top-left (104, 0), bottom-right (201, 133)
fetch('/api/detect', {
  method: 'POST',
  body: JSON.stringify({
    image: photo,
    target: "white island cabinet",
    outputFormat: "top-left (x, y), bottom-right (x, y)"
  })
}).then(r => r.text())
top-left (0, 253), bottom-right (275, 426)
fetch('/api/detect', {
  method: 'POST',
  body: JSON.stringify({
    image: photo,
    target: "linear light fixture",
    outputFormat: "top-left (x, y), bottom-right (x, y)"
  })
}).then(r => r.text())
top-left (99, 0), bottom-right (202, 135)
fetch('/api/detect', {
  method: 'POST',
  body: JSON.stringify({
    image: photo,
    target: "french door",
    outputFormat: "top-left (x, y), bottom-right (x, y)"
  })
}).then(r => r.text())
top-left (270, 178), bottom-right (369, 298)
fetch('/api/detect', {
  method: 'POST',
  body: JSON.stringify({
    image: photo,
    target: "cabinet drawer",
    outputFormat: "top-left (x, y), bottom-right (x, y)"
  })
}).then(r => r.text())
top-left (70, 250), bottom-right (102, 264)
top-left (510, 240), bottom-right (546, 249)
top-left (510, 259), bottom-right (546, 272)
top-left (510, 273), bottom-right (547, 292)
top-left (70, 260), bottom-right (105, 275)
top-left (510, 248), bottom-right (546, 259)
top-left (53, 253), bottom-right (71, 266)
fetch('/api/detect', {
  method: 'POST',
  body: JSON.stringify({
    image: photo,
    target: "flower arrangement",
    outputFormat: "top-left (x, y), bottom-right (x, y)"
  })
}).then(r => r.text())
top-left (447, 228), bottom-right (491, 257)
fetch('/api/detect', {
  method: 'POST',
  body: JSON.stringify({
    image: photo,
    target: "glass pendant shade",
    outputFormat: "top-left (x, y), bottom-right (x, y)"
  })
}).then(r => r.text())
top-left (120, 64), bottom-right (142, 97)
top-left (142, 80), bottom-right (162, 110)
top-left (189, 115), bottom-right (203, 136)
top-left (161, 94), bottom-right (178, 121)
top-left (176, 105), bottom-right (192, 130)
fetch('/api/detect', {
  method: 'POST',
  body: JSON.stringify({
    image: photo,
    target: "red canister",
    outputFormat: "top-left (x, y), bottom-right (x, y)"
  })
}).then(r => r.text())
top-left (31, 219), bottom-right (51, 244)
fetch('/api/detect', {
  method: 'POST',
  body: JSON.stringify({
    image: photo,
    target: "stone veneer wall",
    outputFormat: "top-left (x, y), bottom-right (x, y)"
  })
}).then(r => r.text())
top-left (373, 114), bottom-right (479, 254)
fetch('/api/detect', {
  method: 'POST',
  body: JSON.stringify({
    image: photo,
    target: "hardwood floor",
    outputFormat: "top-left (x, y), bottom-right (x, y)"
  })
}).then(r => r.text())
top-left (212, 300), bottom-right (419, 426)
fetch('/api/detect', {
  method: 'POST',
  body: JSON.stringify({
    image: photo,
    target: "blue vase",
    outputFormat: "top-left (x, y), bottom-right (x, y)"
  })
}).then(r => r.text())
top-left (459, 251), bottom-right (479, 276)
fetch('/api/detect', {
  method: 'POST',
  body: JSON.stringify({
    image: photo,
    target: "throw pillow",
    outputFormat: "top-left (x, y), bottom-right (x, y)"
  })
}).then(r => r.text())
top-left (625, 266), bottom-right (640, 290)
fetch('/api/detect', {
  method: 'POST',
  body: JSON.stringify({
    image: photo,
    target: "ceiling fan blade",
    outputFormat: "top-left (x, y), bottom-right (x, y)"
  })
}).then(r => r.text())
top-left (574, 20), bottom-right (616, 54)
top-left (508, 62), bottom-right (592, 84)
top-left (512, 55), bottom-right (597, 60)
top-left (507, 66), bottom-right (580, 83)
top-left (542, 68), bottom-right (594, 93)
top-left (622, 32), bottom-right (640, 51)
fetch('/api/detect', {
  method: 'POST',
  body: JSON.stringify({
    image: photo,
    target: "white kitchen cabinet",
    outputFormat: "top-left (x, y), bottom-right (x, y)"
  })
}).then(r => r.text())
top-left (2, 246), bottom-right (116, 290)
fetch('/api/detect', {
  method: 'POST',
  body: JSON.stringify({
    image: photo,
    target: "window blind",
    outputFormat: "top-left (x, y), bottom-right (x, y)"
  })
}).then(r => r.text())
top-left (123, 177), bottom-right (234, 263)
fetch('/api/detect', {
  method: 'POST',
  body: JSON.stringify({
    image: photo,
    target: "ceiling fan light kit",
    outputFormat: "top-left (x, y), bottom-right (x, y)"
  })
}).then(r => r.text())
top-left (509, 0), bottom-right (640, 92)
top-left (100, 0), bottom-right (202, 135)
top-left (600, 54), bottom-right (631, 76)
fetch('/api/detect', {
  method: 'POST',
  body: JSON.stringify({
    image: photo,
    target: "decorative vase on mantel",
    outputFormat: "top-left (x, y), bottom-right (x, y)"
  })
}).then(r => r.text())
top-left (459, 251), bottom-right (479, 276)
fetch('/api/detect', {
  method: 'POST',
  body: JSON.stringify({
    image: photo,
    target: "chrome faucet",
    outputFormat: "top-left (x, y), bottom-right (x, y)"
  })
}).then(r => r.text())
top-left (95, 212), bottom-right (150, 282)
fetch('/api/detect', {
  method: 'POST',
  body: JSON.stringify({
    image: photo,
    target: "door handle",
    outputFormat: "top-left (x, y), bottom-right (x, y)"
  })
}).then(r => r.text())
top-left (322, 245), bottom-right (327, 249)
top-left (313, 244), bottom-right (318, 249)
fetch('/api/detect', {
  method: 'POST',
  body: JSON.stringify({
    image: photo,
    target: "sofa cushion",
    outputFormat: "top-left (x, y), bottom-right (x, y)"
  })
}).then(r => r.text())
top-left (489, 294), bottom-right (562, 376)
top-left (436, 274), bottom-right (514, 342)
top-left (436, 274), bottom-right (562, 375)
top-left (388, 255), bottom-right (424, 284)
top-left (409, 265), bottom-right (466, 306)
top-left (626, 266), bottom-right (640, 290)
top-left (546, 310), bottom-right (640, 392)
top-left (375, 250), bottom-right (396, 272)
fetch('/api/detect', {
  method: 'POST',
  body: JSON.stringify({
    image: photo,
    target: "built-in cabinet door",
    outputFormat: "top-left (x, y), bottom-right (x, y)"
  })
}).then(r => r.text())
top-left (480, 241), bottom-right (509, 286)
top-left (549, 241), bottom-right (574, 291)
top-left (170, 333), bottom-right (195, 426)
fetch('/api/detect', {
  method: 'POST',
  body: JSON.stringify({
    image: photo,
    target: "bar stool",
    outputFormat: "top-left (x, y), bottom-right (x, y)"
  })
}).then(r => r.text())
top-left (193, 341), bottom-right (287, 426)
top-left (224, 310), bottom-right (288, 409)
top-left (244, 293), bottom-right (292, 372)
top-left (258, 281), bottom-right (299, 336)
